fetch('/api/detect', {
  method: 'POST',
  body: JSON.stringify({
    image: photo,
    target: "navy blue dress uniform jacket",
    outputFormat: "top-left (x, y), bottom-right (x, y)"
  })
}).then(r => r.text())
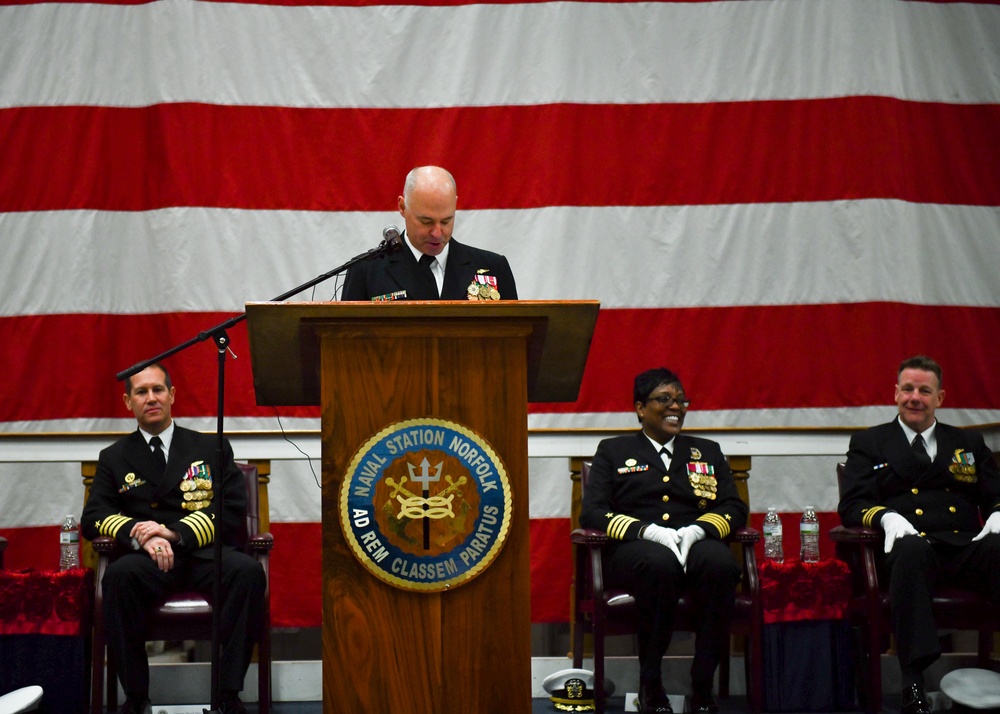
top-left (82, 425), bottom-right (247, 555)
top-left (581, 431), bottom-right (748, 541)
top-left (341, 236), bottom-right (518, 301)
top-left (838, 420), bottom-right (1000, 546)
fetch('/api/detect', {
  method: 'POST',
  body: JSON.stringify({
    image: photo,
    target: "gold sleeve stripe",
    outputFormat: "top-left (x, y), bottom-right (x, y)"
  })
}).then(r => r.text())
top-left (98, 514), bottom-right (132, 538)
top-left (606, 514), bottom-right (639, 540)
top-left (181, 510), bottom-right (214, 548)
top-left (862, 506), bottom-right (886, 528)
top-left (697, 513), bottom-right (731, 539)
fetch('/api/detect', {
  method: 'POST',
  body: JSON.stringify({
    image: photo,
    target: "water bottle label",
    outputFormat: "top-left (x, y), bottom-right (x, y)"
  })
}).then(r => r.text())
top-left (800, 524), bottom-right (819, 535)
top-left (60, 532), bottom-right (79, 544)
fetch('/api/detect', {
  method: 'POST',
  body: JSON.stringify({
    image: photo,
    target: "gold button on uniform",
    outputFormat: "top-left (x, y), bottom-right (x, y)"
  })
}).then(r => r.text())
top-left (662, 495), bottom-right (670, 502)
top-left (915, 509), bottom-right (923, 516)
top-left (662, 514), bottom-right (670, 521)
top-left (949, 506), bottom-right (956, 513)
top-left (663, 476), bottom-right (670, 483)
top-left (911, 488), bottom-right (919, 495)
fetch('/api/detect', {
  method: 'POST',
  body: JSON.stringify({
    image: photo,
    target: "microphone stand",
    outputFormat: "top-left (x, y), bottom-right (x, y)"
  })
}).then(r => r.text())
top-left (115, 233), bottom-right (401, 713)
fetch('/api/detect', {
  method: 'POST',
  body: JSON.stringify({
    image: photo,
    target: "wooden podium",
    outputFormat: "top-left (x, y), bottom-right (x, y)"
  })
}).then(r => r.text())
top-left (246, 300), bottom-right (599, 713)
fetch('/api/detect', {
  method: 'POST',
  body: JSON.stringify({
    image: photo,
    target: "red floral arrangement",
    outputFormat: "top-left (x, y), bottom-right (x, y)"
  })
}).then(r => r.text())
top-left (0, 568), bottom-right (94, 635)
top-left (759, 559), bottom-right (851, 624)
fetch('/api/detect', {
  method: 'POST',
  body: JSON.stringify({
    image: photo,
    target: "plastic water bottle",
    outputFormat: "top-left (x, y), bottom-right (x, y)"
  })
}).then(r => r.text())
top-left (800, 506), bottom-right (820, 563)
top-left (60, 514), bottom-right (80, 570)
top-left (762, 507), bottom-right (784, 562)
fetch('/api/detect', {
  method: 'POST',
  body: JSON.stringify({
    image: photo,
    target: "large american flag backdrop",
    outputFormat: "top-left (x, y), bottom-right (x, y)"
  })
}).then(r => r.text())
top-left (1, 0), bottom-right (999, 627)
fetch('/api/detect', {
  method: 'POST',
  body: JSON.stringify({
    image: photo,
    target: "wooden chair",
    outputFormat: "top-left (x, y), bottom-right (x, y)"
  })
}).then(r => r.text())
top-left (571, 461), bottom-right (763, 713)
top-left (90, 463), bottom-right (273, 714)
top-left (829, 462), bottom-right (998, 714)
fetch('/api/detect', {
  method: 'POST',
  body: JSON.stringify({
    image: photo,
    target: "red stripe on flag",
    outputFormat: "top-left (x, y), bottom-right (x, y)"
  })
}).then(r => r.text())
top-left (533, 302), bottom-right (1000, 415)
top-left (1, 526), bottom-right (61, 572)
top-left (0, 313), bottom-right (318, 423)
top-left (268, 522), bottom-right (322, 628)
top-left (2, 99), bottom-right (999, 212)
top-left (530, 517), bottom-right (572, 623)
top-left (2, 302), bottom-right (998, 423)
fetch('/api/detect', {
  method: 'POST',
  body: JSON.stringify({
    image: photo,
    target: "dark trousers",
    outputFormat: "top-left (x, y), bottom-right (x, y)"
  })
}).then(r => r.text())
top-left (103, 550), bottom-right (265, 699)
top-left (886, 533), bottom-right (1000, 668)
top-left (606, 538), bottom-right (740, 688)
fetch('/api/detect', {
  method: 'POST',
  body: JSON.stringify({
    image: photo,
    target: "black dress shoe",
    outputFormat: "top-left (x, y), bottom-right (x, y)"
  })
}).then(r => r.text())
top-left (116, 699), bottom-right (151, 714)
top-left (218, 691), bottom-right (248, 714)
top-left (689, 691), bottom-right (719, 714)
top-left (901, 683), bottom-right (932, 714)
top-left (639, 681), bottom-right (674, 714)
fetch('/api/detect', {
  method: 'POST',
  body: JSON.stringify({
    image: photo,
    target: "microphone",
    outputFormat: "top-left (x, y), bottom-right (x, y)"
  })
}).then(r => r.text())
top-left (380, 225), bottom-right (403, 254)
top-left (346, 226), bottom-right (404, 264)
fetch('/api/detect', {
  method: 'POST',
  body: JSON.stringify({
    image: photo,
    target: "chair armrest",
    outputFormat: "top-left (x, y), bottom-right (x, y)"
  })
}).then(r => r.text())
top-left (829, 524), bottom-right (880, 545)
top-left (92, 535), bottom-right (119, 555)
top-left (732, 526), bottom-right (760, 544)
top-left (249, 533), bottom-right (274, 552)
top-left (829, 525), bottom-right (884, 599)
top-left (571, 528), bottom-right (610, 546)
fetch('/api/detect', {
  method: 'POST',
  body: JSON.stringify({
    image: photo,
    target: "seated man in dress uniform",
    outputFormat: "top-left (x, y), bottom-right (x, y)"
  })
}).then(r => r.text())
top-left (82, 363), bottom-right (265, 714)
top-left (580, 367), bottom-right (747, 714)
top-left (838, 355), bottom-right (1000, 714)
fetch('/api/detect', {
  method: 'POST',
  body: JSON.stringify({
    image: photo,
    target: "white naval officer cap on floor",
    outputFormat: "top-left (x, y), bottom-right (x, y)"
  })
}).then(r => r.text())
top-left (542, 668), bottom-right (615, 712)
top-left (0, 685), bottom-right (43, 714)
top-left (939, 668), bottom-right (1000, 710)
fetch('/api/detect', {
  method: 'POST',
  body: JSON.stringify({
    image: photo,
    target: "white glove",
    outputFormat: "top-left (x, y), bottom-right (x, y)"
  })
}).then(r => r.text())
top-left (972, 511), bottom-right (1000, 541)
top-left (880, 512), bottom-right (918, 554)
top-left (642, 524), bottom-right (682, 563)
top-left (675, 525), bottom-right (706, 568)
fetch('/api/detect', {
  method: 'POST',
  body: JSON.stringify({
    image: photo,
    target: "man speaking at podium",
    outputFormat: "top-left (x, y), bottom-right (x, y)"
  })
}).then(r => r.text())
top-left (341, 165), bottom-right (518, 301)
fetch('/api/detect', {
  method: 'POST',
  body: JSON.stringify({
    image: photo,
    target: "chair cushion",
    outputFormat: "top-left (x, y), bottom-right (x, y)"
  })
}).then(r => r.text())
top-left (155, 592), bottom-right (212, 618)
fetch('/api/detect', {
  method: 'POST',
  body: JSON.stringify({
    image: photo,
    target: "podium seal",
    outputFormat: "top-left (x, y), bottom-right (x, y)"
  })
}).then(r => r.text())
top-left (339, 418), bottom-right (513, 592)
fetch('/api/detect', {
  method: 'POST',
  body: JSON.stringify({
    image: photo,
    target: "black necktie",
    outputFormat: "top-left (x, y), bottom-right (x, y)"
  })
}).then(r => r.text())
top-left (912, 434), bottom-right (931, 466)
top-left (659, 447), bottom-right (672, 466)
top-left (150, 435), bottom-right (167, 475)
top-left (418, 254), bottom-right (439, 295)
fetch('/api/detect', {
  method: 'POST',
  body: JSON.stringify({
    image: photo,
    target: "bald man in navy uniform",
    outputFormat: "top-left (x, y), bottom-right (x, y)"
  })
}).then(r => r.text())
top-left (581, 367), bottom-right (747, 714)
top-left (341, 166), bottom-right (517, 302)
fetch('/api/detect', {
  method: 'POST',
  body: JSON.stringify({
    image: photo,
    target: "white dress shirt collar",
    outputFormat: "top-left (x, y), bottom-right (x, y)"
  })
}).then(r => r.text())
top-left (140, 421), bottom-right (175, 458)
top-left (897, 416), bottom-right (937, 461)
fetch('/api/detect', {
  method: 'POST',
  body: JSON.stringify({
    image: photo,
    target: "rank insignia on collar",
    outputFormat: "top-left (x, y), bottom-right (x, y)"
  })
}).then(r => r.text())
top-left (467, 271), bottom-right (500, 301)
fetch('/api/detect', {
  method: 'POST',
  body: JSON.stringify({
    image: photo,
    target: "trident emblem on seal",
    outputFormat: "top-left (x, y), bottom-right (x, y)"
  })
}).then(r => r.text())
top-left (411, 458), bottom-right (440, 550)
top-left (408, 458), bottom-right (442, 491)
